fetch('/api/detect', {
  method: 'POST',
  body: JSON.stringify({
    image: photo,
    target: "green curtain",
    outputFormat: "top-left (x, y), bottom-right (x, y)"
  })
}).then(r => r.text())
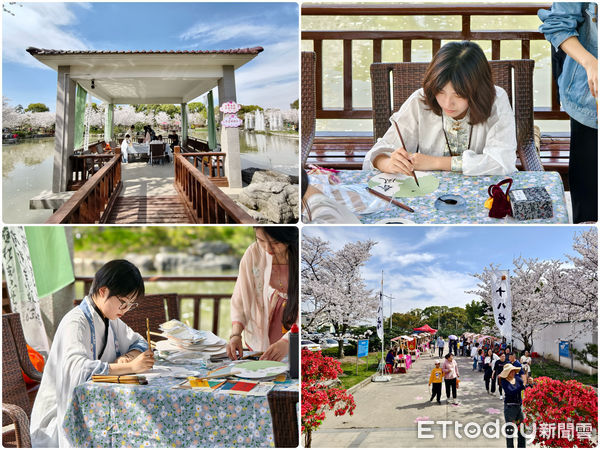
top-left (24, 226), bottom-right (74, 298)
top-left (104, 103), bottom-right (114, 143)
top-left (207, 91), bottom-right (217, 150)
top-left (74, 84), bottom-right (88, 150)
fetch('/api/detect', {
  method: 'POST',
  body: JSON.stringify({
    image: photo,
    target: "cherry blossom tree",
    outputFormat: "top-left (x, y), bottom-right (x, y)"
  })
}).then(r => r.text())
top-left (114, 105), bottom-right (147, 127)
top-left (3, 97), bottom-right (24, 129)
top-left (468, 257), bottom-right (555, 351)
top-left (544, 228), bottom-right (597, 324)
top-left (302, 235), bottom-right (378, 357)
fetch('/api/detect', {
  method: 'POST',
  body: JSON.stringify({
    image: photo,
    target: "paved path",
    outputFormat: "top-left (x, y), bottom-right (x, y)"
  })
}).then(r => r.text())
top-left (311, 346), bottom-right (510, 448)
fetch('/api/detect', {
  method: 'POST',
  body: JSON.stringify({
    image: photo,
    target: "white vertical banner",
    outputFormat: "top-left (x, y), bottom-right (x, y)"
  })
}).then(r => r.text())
top-left (376, 292), bottom-right (384, 340)
top-left (491, 270), bottom-right (512, 342)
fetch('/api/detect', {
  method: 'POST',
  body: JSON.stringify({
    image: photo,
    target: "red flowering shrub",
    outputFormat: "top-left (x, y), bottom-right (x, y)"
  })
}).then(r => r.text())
top-left (302, 349), bottom-right (356, 447)
top-left (523, 376), bottom-right (598, 447)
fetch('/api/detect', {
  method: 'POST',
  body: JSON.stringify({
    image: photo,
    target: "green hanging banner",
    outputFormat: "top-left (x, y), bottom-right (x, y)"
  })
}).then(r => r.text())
top-left (74, 84), bottom-right (87, 150)
top-left (207, 90), bottom-right (217, 150)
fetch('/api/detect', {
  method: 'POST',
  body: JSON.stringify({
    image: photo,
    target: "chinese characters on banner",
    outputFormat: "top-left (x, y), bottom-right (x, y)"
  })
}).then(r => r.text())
top-left (491, 270), bottom-right (512, 343)
top-left (376, 292), bottom-right (384, 340)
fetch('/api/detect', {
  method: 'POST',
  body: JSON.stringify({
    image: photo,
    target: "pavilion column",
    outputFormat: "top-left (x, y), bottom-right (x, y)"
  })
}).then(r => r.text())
top-left (104, 103), bottom-right (114, 143)
top-left (207, 91), bottom-right (217, 150)
top-left (53, 66), bottom-right (77, 192)
top-left (218, 65), bottom-right (242, 189)
top-left (181, 103), bottom-right (189, 145)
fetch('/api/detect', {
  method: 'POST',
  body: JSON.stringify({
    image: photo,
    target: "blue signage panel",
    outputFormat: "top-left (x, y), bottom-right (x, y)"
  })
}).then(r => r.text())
top-left (559, 341), bottom-right (570, 358)
top-left (357, 339), bottom-right (369, 358)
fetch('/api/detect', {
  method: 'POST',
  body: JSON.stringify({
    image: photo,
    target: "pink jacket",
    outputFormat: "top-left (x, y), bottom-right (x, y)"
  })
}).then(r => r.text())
top-left (441, 358), bottom-right (459, 380)
top-left (230, 242), bottom-right (294, 352)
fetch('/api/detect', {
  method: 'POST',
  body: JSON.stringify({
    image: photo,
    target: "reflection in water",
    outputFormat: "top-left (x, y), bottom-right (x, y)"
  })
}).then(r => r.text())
top-left (3, 138), bottom-right (54, 224)
top-left (192, 129), bottom-right (299, 176)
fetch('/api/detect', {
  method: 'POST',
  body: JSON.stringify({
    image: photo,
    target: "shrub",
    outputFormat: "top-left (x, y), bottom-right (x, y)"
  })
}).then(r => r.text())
top-left (523, 376), bottom-right (598, 447)
top-left (302, 349), bottom-right (356, 447)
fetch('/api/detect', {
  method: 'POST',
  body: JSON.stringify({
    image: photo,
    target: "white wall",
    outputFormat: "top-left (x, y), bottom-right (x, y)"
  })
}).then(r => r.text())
top-left (513, 321), bottom-right (597, 375)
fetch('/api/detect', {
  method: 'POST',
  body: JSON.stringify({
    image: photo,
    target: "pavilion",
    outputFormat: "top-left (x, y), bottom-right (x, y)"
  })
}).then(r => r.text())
top-left (26, 46), bottom-right (263, 195)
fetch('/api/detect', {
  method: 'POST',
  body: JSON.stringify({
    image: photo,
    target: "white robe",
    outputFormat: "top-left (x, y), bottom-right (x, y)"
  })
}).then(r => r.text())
top-left (30, 296), bottom-right (148, 448)
top-left (363, 86), bottom-right (518, 176)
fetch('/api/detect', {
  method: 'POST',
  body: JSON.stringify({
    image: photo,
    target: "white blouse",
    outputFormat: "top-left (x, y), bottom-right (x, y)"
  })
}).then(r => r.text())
top-left (363, 86), bottom-right (518, 176)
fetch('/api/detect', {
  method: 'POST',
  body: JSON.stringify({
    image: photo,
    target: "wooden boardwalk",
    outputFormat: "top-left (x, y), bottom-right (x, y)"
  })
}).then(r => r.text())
top-left (107, 195), bottom-right (193, 223)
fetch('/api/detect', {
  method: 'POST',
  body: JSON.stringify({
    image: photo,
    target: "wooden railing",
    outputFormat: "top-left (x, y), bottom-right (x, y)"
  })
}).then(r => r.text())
top-left (74, 275), bottom-right (237, 336)
top-left (185, 136), bottom-right (211, 152)
top-left (46, 155), bottom-right (122, 224)
top-left (174, 152), bottom-right (256, 224)
top-left (301, 3), bottom-right (566, 123)
top-left (180, 152), bottom-right (228, 186)
top-left (3, 275), bottom-right (238, 337)
top-left (68, 154), bottom-right (115, 190)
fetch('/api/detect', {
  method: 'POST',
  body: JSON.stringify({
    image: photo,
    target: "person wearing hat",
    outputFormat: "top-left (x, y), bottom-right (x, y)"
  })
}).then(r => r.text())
top-left (499, 363), bottom-right (532, 448)
top-left (428, 360), bottom-right (444, 404)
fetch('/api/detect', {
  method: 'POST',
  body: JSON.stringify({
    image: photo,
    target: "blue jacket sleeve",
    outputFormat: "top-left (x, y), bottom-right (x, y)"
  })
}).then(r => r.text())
top-left (538, 3), bottom-right (587, 50)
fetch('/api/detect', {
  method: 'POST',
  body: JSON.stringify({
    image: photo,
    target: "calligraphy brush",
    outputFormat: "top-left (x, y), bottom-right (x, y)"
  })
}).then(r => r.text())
top-left (146, 318), bottom-right (152, 350)
top-left (366, 187), bottom-right (414, 213)
top-left (393, 121), bottom-right (420, 187)
top-left (92, 375), bottom-right (148, 385)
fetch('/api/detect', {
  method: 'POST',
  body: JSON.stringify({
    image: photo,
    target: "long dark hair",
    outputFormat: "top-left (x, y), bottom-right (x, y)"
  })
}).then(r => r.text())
top-left (421, 41), bottom-right (495, 125)
top-left (257, 226), bottom-right (299, 330)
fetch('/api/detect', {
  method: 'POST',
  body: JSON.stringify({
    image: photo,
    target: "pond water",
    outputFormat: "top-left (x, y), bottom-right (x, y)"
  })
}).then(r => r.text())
top-left (2, 138), bottom-right (54, 224)
top-left (2, 131), bottom-right (299, 223)
top-left (192, 129), bottom-right (299, 176)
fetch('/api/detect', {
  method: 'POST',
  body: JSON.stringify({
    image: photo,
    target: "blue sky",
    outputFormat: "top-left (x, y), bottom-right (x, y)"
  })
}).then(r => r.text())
top-left (303, 226), bottom-right (591, 313)
top-left (2, 2), bottom-right (298, 111)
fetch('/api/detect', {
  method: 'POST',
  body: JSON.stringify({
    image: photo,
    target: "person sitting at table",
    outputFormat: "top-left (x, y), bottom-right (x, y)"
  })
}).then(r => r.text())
top-left (143, 125), bottom-right (152, 143)
top-left (301, 169), bottom-right (361, 223)
top-left (30, 260), bottom-right (155, 447)
top-left (363, 41), bottom-right (518, 176)
top-left (226, 227), bottom-right (298, 362)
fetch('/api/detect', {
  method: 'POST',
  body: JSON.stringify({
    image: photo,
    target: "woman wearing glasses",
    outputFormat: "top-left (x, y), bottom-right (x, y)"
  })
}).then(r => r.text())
top-left (30, 260), bottom-right (154, 447)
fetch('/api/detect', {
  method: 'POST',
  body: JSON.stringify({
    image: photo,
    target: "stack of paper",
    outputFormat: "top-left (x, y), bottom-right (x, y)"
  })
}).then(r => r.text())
top-left (154, 320), bottom-right (227, 363)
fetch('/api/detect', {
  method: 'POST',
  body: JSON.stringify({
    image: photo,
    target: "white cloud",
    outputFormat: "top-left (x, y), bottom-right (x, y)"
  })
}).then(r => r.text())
top-left (2, 3), bottom-right (90, 69)
top-left (179, 17), bottom-right (298, 109)
top-left (406, 227), bottom-right (469, 251)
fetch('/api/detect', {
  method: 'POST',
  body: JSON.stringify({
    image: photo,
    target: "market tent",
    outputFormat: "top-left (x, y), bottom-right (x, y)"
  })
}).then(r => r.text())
top-left (413, 324), bottom-right (437, 333)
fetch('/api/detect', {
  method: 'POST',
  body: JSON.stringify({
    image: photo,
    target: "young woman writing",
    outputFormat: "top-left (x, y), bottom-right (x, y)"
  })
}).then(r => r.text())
top-left (364, 41), bottom-right (518, 176)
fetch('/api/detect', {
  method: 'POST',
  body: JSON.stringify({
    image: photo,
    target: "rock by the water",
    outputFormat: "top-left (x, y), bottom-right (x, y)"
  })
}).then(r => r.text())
top-left (242, 168), bottom-right (299, 186)
top-left (238, 182), bottom-right (299, 223)
top-left (192, 241), bottom-right (232, 255)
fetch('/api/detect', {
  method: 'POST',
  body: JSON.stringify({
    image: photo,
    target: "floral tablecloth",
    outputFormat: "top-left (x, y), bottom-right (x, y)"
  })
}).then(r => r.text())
top-left (63, 374), bottom-right (298, 448)
top-left (311, 170), bottom-right (569, 224)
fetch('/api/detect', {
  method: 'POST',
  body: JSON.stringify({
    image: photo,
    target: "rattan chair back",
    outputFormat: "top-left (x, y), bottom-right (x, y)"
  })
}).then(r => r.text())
top-left (301, 51), bottom-right (317, 168)
top-left (370, 59), bottom-right (543, 171)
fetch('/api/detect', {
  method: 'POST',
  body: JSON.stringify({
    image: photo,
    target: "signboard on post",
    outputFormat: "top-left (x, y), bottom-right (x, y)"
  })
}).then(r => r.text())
top-left (559, 340), bottom-right (570, 358)
top-left (357, 339), bottom-right (369, 358)
top-left (356, 339), bottom-right (369, 375)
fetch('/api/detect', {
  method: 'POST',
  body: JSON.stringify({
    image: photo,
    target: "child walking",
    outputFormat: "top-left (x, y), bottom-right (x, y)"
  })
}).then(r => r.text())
top-left (363, 41), bottom-right (518, 176)
top-left (428, 360), bottom-right (444, 404)
top-left (30, 260), bottom-right (154, 447)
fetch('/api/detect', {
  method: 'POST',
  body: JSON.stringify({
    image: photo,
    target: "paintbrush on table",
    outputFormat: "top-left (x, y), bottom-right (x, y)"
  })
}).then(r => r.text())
top-left (92, 375), bottom-right (148, 385)
top-left (393, 121), bottom-right (420, 187)
top-left (366, 187), bottom-right (414, 213)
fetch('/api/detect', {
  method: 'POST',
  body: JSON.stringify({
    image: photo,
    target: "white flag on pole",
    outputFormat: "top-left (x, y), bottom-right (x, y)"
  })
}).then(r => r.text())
top-left (491, 270), bottom-right (512, 342)
top-left (376, 292), bottom-right (384, 339)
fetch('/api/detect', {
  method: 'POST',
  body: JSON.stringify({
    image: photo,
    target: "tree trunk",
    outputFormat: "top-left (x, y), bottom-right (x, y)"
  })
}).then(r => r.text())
top-left (304, 430), bottom-right (312, 448)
